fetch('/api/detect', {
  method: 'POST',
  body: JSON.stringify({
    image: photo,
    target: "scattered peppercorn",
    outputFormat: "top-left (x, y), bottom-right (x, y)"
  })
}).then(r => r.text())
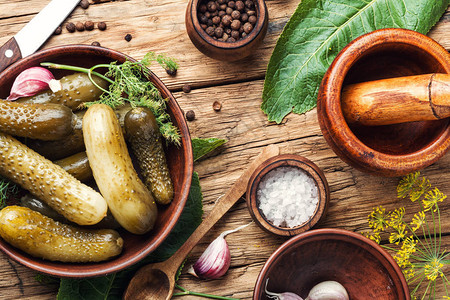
top-left (124, 33), bottom-right (132, 42)
top-left (80, 0), bottom-right (89, 9)
top-left (97, 22), bottom-right (107, 31)
top-left (66, 22), bottom-right (76, 33)
top-left (196, 0), bottom-right (257, 42)
top-left (186, 110), bottom-right (195, 121)
top-left (54, 26), bottom-right (62, 35)
top-left (85, 21), bottom-right (95, 31)
top-left (213, 101), bottom-right (222, 111)
top-left (76, 22), bottom-right (85, 32)
top-left (166, 68), bottom-right (177, 76)
top-left (91, 41), bottom-right (101, 46)
top-left (182, 84), bottom-right (192, 93)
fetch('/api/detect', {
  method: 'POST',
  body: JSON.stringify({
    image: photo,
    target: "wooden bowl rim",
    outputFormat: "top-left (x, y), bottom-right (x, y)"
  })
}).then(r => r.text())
top-left (246, 154), bottom-right (329, 236)
top-left (318, 28), bottom-right (450, 176)
top-left (0, 44), bottom-right (194, 277)
top-left (187, 0), bottom-right (267, 49)
top-left (253, 228), bottom-right (411, 300)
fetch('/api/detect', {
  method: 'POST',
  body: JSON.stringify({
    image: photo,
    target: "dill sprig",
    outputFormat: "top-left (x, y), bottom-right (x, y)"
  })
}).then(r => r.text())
top-left (41, 52), bottom-right (181, 145)
top-left (0, 176), bottom-right (18, 209)
top-left (363, 172), bottom-right (449, 299)
top-left (142, 52), bottom-right (179, 72)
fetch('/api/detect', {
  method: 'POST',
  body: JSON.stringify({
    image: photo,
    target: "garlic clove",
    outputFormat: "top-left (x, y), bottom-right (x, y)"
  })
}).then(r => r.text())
top-left (191, 234), bottom-right (231, 279)
top-left (265, 279), bottom-right (304, 300)
top-left (7, 67), bottom-right (60, 100)
top-left (305, 281), bottom-right (349, 300)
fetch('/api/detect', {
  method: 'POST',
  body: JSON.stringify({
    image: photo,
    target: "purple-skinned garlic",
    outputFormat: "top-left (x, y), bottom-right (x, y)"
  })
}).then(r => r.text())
top-left (7, 67), bottom-right (62, 100)
top-left (189, 222), bottom-right (252, 279)
top-left (265, 279), bottom-right (304, 300)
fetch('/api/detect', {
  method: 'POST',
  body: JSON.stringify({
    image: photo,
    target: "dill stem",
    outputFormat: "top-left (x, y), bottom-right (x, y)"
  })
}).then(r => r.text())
top-left (40, 62), bottom-right (115, 85)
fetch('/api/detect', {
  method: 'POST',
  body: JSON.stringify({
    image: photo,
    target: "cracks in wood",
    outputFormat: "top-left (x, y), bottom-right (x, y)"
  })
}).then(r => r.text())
top-left (5, 259), bottom-right (24, 295)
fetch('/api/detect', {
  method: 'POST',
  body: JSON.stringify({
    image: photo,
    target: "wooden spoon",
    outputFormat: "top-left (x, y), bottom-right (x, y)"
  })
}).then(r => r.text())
top-left (123, 144), bottom-right (280, 300)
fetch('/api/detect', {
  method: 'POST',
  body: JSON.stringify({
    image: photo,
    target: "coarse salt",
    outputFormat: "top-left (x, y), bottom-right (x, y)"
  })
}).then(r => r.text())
top-left (256, 166), bottom-right (319, 228)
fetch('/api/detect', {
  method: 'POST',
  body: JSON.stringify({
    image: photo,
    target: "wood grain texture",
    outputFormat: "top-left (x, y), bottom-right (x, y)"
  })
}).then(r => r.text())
top-left (0, 0), bottom-right (449, 299)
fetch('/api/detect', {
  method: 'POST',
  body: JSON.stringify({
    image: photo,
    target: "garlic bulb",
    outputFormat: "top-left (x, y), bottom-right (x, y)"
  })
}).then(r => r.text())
top-left (7, 67), bottom-right (61, 100)
top-left (305, 281), bottom-right (349, 300)
top-left (265, 279), bottom-right (304, 300)
top-left (189, 222), bottom-right (252, 279)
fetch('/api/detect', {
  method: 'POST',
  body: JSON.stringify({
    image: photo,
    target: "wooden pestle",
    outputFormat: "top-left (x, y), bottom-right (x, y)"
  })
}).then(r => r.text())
top-left (341, 73), bottom-right (450, 126)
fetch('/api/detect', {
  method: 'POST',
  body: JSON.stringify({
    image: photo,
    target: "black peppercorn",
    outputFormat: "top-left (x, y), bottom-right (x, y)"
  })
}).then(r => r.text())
top-left (66, 22), bottom-right (76, 33)
top-left (243, 22), bottom-right (253, 33)
top-left (54, 26), bottom-right (62, 35)
top-left (204, 11), bottom-right (211, 18)
top-left (226, 7), bottom-right (233, 15)
top-left (206, 26), bottom-right (215, 36)
top-left (199, 4), bottom-right (207, 13)
top-left (211, 10), bottom-right (218, 17)
top-left (76, 22), bottom-right (85, 32)
top-left (124, 33), bottom-right (132, 42)
top-left (201, 24), bottom-right (208, 30)
top-left (214, 27), bottom-right (224, 38)
top-left (219, 4), bottom-right (227, 10)
top-left (228, 1), bottom-right (235, 8)
top-left (235, 0), bottom-right (245, 11)
top-left (222, 33), bottom-right (229, 41)
top-left (227, 37), bottom-right (236, 42)
top-left (207, 1), bottom-right (217, 12)
top-left (91, 41), bottom-right (101, 46)
top-left (231, 30), bottom-right (239, 39)
top-left (80, 0), bottom-right (89, 9)
top-left (98, 21), bottom-right (107, 31)
top-left (245, 0), bottom-right (254, 8)
top-left (241, 13), bottom-right (248, 22)
top-left (213, 101), bottom-right (222, 111)
top-left (212, 16), bottom-right (221, 25)
top-left (219, 10), bottom-right (226, 17)
top-left (247, 10), bottom-right (256, 16)
top-left (221, 15), bottom-right (232, 26)
top-left (199, 14), bottom-right (208, 24)
top-left (218, 0), bottom-right (226, 4)
top-left (85, 21), bottom-right (95, 31)
top-left (248, 14), bottom-right (257, 24)
top-left (225, 28), bottom-right (231, 34)
top-left (166, 68), bottom-right (177, 76)
top-left (231, 10), bottom-right (240, 20)
top-left (186, 110), bottom-right (195, 121)
top-left (230, 19), bottom-right (241, 30)
top-left (182, 84), bottom-right (192, 93)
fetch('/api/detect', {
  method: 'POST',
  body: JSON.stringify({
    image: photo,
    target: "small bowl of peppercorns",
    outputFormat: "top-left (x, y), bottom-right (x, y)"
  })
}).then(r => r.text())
top-left (185, 0), bottom-right (268, 61)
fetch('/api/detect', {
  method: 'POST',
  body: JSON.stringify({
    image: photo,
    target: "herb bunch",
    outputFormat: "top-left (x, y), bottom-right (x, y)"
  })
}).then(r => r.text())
top-left (364, 172), bottom-right (449, 299)
top-left (41, 52), bottom-right (180, 145)
top-left (0, 176), bottom-right (18, 209)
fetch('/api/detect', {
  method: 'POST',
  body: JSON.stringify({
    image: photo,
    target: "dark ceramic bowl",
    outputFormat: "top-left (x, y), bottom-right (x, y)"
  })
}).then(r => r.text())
top-left (185, 0), bottom-right (268, 61)
top-left (246, 154), bottom-right (329, 237)
top-left (0, 45), bottom-right (193, 277)
top-left (254, 229), bottom-right (410, 299)
top-left (317, 28), bottom-right (450, 177)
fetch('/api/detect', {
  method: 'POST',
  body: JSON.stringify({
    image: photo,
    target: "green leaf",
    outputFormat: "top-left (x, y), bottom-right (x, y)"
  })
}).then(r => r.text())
top-left (57, 172), bottom-right (203, 300)
top-left (262, 0), bottom-right (449, 123)
top-left (192, 138), bottom-right (227, 161)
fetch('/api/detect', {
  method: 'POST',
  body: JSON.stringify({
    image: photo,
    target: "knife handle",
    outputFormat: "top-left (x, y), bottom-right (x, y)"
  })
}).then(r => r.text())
top-left (0, 37), bottom-right (22, 73)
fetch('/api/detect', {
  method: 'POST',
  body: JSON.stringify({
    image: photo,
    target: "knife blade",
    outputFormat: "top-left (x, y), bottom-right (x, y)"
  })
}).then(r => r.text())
top-left (0, 0), bottom-right (80, 73)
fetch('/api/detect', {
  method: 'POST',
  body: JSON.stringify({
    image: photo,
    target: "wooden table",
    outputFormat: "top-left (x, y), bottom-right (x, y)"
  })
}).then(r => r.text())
top-left (0, 1), bottom-right (449, 299)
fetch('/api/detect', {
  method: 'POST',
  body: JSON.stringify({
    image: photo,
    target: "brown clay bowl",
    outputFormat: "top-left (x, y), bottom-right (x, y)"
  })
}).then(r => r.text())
top-left (246, 154), bottom-right (329, 236)
top-left (185, 0), bottom-right (268, 61)
top-left (317, 28), bottom-right (450, 177)
top-left (0, 45), bottom-right (193, 277)
top-left (254, 228), bottom-right (410, 299)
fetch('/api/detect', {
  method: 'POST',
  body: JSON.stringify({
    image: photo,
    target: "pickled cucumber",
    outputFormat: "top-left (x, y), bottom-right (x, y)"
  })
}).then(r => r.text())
top-left (124, 107), bottom-right (173, 205)
top-left (0, 206), bottom-right (123, 262)
top-left (0, 133), bottom-right (107, 225)
top-left (83, 104), bottom-right (158, 234)
top-left (17, 73), bottom-right (109, 110)
top-left (0, 101), bottom-right (76, 141)
top-left (54, 152), bottom-right (92, 182)
top-left (26, 127), bottom-right (85, 160)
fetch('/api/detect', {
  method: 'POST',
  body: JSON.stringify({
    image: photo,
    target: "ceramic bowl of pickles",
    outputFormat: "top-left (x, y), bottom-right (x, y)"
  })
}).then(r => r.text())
top-left (254, 229), bottom-right (410, 299)
top-left (0, 45), bottom-right (193, 277)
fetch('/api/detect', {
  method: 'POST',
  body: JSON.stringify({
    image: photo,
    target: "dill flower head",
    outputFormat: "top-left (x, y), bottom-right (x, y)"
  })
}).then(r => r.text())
top-left (410, 211), bottom-right (425, 232)
top-left (424, 257), bottom-right (444, 281)
top-left (368, 206), bottom-right (388, 232)
top-left (422, 187), bottom-right (447, 212)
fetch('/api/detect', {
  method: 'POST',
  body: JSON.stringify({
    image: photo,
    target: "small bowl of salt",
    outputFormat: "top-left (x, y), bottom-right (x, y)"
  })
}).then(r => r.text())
top-left (246, 154), bottom-right (329, 236)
